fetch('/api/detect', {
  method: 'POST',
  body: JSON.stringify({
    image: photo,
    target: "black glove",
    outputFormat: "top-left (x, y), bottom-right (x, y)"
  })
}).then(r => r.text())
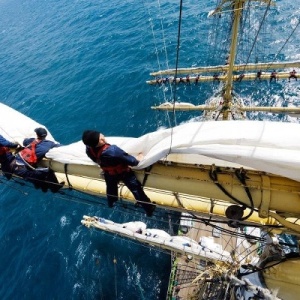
top-left (15, 145), bottom-right (25, 152)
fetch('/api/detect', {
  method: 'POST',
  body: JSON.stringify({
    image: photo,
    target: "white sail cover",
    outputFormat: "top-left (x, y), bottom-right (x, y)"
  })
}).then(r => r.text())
top-left (0, 103), bottom-right (57, 143)
top-left (1, 102), bottom-right (300, 182)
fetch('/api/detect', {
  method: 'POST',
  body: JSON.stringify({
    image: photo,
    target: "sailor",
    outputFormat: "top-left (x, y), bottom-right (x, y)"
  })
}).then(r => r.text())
top-left (270, 70), bottom-right (277, 82)
top-left (13, 127), bottom-right (64, 192)
top-left (0, 134), bottom-right (20, 179)
top-left (289, 69), bottom-right (297, 82)
top-left (162, 77), bottom-right (169, 84)
top-left (82, 130), bottom-right (156, 217)
top-left (213, 73), bottom-right (220, 82)
top-left (256, 70), bottom-right (262, 80)
top-left (237, 73), bottom-right (245, 82)
top-left (156, 77), bottom-right (162, 85)
top-left (225, 56), bottom-right (230, 65)
top-left (186, 75), bottom-right (190, 84)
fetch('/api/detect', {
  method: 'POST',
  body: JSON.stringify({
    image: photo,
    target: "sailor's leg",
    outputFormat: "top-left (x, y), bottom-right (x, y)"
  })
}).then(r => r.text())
top-left (44, 169), bottom-right (64, 193)
top-left (14, 166), bottom-right (49, 192)
top-left (103, 173), bottom-right (119, 207)
top-left (122, 170), bottom-right (156, 216)
top-left (1, 160), bottom-right (14, 180)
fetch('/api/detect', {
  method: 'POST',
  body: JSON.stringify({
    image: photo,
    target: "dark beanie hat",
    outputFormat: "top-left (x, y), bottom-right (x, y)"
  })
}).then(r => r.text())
top-left (82, 130), bottom-right (100, 147)
top-left (35, 127), bottom-right (47, 138)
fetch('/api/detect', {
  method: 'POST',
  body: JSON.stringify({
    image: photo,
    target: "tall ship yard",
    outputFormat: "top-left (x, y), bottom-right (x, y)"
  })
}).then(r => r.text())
top-left (1, 0), bottom-right (300, 299)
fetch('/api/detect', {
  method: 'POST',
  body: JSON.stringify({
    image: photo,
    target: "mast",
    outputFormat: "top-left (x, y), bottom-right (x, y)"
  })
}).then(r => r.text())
top-left (222, 0), bottom-right (244, 120)
top-left (148, 0), bottom-right (300, 119)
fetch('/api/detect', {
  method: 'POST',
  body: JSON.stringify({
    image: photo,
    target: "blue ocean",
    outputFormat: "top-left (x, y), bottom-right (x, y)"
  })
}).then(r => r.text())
top-left (0, 0), bottom-right (299, 299)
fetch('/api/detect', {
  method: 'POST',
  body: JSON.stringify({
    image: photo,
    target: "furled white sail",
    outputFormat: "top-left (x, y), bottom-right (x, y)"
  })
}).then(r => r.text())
top-left (47, 120), bottom-right (300, 182)
top-left (0, 103), bottom-right (57, 143)
top-left (1, 102), bottom-right (300, 183)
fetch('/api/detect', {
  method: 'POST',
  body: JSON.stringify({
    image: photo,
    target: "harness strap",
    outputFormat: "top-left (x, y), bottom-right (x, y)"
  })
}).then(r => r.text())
top-left (18, 156), bottom-right (36, 170)
top-left (89, 144), bottom-right (129, 175)
top-left (141, 165), bottom-right (152, 187)
top-left (89, 143), bottom-right (110, 160)
top-left (19, 139), bottom-right (41, 168)
top-left (64, 164), bottom-right (73, 189)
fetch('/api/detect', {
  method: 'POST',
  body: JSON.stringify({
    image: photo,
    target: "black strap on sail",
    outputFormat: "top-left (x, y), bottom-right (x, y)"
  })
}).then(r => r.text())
top-left (64, 164), bottom-right (73, 190)
top-left (141, 165), bottom-right (153, 187)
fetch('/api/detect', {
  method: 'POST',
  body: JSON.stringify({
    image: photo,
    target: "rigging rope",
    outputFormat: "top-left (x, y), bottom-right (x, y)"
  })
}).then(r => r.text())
top-left (270, 17), bottom-right (300, 66)
top-left (0, 169), bottom-right (288, 271)
top-left (241, 3), bottom-right (300, 75)
top-left (209, 168), bottom-right (255, 221)
top-left (241, 0), bottom-right (271, 73)
top-left (144, 0), bottom-right (174, 128)
top-left (113, 256), bottom-right (118, 299)
top-left (165, 0), bottom-right (184, 157)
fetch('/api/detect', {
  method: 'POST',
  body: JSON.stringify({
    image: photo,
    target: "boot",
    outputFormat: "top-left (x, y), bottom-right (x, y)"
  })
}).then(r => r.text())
top-left (141, 202), bottom-right (156, 217)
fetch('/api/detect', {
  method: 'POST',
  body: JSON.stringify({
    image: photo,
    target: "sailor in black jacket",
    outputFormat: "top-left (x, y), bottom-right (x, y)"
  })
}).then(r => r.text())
top-left (82, 130), bottom-right (156, 217)
top-left (0, 134), bottom-right (20, 179)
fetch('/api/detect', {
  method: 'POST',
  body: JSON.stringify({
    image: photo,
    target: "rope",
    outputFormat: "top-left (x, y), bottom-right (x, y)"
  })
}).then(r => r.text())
top-left (113, 256), bottom-right (118, 299)
top-left (209, 168), bottom-right (254, 221)
top-left (0, 125), bottom-right (16, 142)
top-left (145, 0), bottom-right (185, 158)
top-left (241, 3), bottom-right (300, 74)
top-left (165, 0), bottom-right (184, 157)
top-left (239, 257), bottom-right (287, 277)
top-left (63, 163), bottom-right (73, 189)
top-left (234, 169), bottom-right (254, 220)
top-left (270, 17), bottom-right (300, 66)
top-left (0, 174), bottom-right (29, 195)
top-left (171, 0), bottom-right (184, 124)
top-left (241, 0), bottom-right (271, 73)
top-left (0, 168), bottom-right (288, 276)
top-left (141, 165), bottom-right (152, 187)
top-left (143, 0), bottom-right (173, 128)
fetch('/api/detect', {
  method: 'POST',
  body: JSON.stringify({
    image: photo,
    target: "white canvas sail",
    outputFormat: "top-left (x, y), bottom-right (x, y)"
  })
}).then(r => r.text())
top-left (2, 102), bottom-right (300, 183)
top-left (0, 103), bottom-right (57, 144)
top-left (46, 120), bottom-right (300, 183)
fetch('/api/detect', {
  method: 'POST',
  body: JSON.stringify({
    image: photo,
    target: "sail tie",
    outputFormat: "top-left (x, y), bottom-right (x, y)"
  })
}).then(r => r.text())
top-left (64, 164), bottom-right (73, 189)
top-left (141, 165), bottom-right (152, 187)
top-left (209, 166), bottom-right (254, 221)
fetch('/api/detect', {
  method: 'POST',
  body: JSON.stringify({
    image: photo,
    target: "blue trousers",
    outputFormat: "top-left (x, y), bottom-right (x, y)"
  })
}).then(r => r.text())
top-left (13, 164), bottom-right (61, 192)
top-left (104, 170), bottom-right (154, 215)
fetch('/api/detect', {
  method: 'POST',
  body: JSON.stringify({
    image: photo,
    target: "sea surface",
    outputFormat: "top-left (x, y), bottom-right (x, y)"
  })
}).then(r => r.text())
top-left (0, 0), bottom-right (299, 299)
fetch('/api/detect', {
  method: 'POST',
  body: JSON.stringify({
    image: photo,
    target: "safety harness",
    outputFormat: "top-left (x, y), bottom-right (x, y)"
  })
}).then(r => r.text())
top-left (19, 139), bottom-right (41, 167)
top-left (89, 144), bottom-right (130, 175)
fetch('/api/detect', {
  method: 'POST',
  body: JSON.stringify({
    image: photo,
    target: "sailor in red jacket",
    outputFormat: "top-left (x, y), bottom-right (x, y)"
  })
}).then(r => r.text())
top-left (82, 130), bottom-right (156, 217)
top-left (13, 127), bottom-right (64, 193)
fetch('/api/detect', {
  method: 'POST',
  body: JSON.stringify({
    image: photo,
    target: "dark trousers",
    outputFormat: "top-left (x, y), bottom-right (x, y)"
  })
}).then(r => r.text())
top-left (104, 170), bottom-right (154, 215)
top-left (13, 164), bottom-right (61, 193)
